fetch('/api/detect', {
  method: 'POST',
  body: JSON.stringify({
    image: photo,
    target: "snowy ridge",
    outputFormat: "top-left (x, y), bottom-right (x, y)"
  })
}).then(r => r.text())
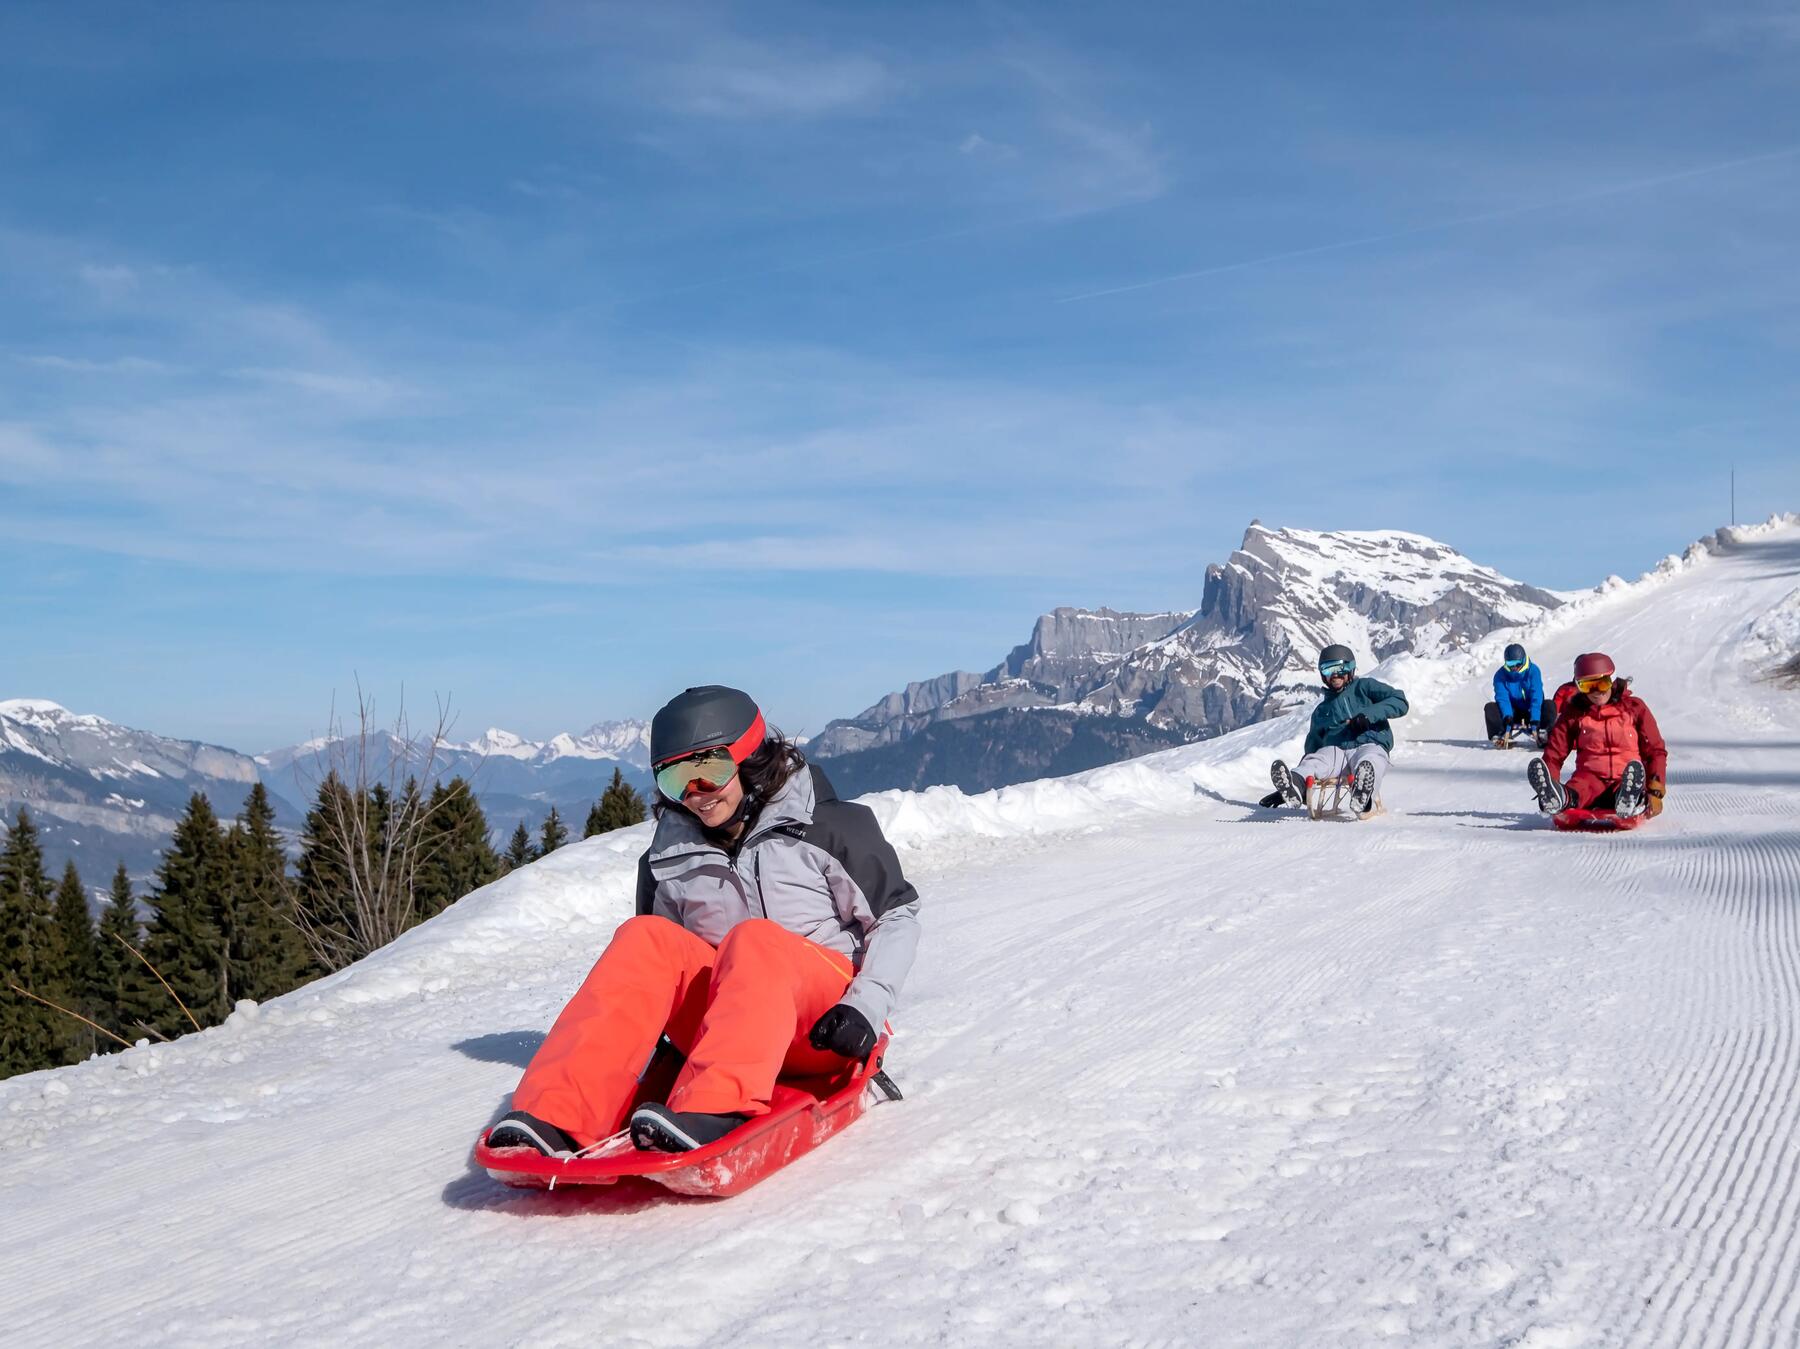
top-left (810, 521), bottom-right (1564, 796)
top-left (5, 514), bottom-right (1800, 1346)
top-left (0, 700), bottom-right (275, 886)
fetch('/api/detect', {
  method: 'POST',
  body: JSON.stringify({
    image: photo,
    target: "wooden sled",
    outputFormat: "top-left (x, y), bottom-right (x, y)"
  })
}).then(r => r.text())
top-left (1306, 775), bottom-right (1385, 821)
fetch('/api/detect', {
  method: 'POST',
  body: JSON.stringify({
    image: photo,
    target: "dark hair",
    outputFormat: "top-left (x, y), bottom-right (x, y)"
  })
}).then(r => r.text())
top-left (738, 728), bottom-right (807, 803)
top-left (652, 726), bottom-right (807, 824)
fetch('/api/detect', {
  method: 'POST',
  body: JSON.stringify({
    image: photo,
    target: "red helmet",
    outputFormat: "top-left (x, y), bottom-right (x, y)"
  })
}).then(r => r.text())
top-left (1573, 652), bottom-right (1615, 680)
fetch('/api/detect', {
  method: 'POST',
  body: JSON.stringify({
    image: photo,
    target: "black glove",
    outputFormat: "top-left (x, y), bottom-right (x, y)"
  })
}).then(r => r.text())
top-left (1258, 790), bottom-right (1286, 809)
top-left (809, 1003), bottom-right (877, 1059)
top-left (1342, 713), bottom-right (1372, 737)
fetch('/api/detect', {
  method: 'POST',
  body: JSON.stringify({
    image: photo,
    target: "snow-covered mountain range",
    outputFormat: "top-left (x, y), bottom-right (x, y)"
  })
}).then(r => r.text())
top-left (0, 706), bottom-right (653, 892)
top-left (810, 522), bottom-right (1567, 795)
top-left (0, 699), bottom-right (283, 890)
top-left (255, 720), bottom-right (654, 848)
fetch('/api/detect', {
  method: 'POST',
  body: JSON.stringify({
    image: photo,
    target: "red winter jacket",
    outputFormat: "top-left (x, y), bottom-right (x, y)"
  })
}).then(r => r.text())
top-left (1552, 681), bottom-right (1579, 716)
top-left (1544, 680), bottom-right (1668, 784)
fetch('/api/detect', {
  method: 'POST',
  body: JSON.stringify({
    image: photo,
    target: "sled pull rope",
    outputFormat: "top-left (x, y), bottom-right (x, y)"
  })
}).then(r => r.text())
top-left (571, 1127), bottom-right (633, 1160)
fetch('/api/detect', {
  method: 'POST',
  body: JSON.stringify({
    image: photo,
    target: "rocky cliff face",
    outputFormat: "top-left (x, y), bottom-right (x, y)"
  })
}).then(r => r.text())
top-left (811, 523), bottom-right (1565, 793)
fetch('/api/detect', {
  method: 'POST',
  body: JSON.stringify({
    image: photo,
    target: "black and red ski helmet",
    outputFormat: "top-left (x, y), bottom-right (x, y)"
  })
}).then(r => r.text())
top-left (650, 686), bottom-right (767, 768)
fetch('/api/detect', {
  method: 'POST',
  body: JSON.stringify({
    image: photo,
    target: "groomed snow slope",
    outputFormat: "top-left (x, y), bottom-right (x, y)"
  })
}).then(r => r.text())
top-left (4, 519), bottom-right (1799, 1348)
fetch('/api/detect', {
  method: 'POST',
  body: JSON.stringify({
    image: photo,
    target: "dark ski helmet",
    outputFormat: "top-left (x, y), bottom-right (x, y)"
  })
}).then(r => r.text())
top-left (1318, 644), bottom-right (1356, 680)
top-left (1503, 643), bottom-right (1527, 665)
top-left (650, 686), bottom-right (767, 769)
top-left (1572, 652), bottom-right (1615, 681)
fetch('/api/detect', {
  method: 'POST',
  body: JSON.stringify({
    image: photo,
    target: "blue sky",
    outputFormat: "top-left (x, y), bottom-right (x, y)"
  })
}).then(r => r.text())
top-left (4, 1), bottom-right (1798, 750)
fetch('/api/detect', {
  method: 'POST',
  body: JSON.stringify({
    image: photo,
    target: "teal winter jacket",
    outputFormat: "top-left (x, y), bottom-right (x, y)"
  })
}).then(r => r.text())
top-left (1304, 676), bottom-right (1410, 754)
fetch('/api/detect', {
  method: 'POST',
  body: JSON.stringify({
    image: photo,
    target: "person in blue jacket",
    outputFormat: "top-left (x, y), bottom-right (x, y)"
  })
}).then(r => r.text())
top-left (1484, 643), bottom-right (1552, 746)
top-left (1262, 644), bottom-right (1410, 815)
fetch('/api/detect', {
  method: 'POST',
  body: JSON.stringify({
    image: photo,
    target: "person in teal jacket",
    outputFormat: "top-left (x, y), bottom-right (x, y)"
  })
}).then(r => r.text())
top-left (1263, 644), bottom-right (1410, 815)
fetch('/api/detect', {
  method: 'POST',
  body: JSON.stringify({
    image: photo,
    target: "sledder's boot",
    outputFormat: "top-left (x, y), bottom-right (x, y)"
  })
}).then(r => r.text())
top-left (1270, 760), bottom-right (1305, 808)
top-left (1614, 760), bottom-right (1647, 817)
top-left (488, 1109), bottom-right (579, 1158)
top-left (1350, 759), bottom-right (1376, 815)
top-left (1491, 735), bottom-right (1508, 749)
top-left (1527, 757), bottom-right (1565, 814)
top-left (629, 1103), bottom-right (751, 1153)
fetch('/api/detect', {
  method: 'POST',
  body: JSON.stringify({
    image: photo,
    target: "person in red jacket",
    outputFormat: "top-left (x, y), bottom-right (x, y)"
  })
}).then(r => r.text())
top-left (1528, 652), bottom-right (1668, 817)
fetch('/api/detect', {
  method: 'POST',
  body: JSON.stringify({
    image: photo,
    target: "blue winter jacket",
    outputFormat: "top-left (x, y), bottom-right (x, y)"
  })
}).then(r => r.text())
top-left (1303, 676), bottom-right (1409, 754)
top-left (1492, 660), bottom-right (1545, 723)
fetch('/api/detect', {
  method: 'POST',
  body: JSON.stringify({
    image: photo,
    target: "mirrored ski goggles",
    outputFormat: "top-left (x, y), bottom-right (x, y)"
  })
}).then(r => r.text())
top-left (1504, 659), bottom-right (1528, 672)
top-left (654, 747), bottom-right (739, 801)
top-left (1575, 674), bottom-right (1614, 695)
top-left (1319, 660), bottom-right (1355, 679)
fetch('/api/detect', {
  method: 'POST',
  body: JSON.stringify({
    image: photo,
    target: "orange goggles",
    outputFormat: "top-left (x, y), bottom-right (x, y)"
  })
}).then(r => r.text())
top-left (1575, 674), bottom-right (1613, 695)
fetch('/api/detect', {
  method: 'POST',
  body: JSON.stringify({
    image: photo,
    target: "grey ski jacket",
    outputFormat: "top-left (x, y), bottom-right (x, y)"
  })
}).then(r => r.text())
top-left (635, 763), bottom-right (921, 1033)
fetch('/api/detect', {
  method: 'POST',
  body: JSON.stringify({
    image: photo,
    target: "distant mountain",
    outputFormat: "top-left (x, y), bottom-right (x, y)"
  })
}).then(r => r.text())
top-left (0, 699), bottom-right (289, 894)
top-left (254, 721), bottom-right (654, 844)
top-left (813, 523), bottom-right (1566, 797)
top-left (0, 703), bottom-right (655, 894)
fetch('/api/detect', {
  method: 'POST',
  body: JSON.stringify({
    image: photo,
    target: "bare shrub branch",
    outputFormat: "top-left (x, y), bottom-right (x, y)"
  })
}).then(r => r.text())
top-left (289, 683), bottom-right (470, 971)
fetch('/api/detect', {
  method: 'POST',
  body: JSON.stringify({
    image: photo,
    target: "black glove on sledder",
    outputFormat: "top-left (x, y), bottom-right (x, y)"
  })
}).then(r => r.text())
top-left (809, 1003), bottom-right (877, 1059)
top-left (1342, 713), bottom-right (1372, 738)
top-left (1258, 790), bottom-right (1286, 809)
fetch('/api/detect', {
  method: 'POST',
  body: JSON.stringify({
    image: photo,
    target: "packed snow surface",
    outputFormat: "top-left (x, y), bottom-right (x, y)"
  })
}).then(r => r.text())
top-left (4, 519), bottom-right (1800, 1347)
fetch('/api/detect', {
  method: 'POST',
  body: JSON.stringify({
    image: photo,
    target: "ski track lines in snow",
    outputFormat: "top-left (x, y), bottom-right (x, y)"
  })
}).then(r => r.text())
top-left (3, 520), bottom-right (1800, 1348)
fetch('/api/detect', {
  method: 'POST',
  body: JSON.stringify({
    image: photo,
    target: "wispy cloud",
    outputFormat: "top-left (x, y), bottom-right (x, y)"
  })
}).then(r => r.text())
top-left (22, 354), bottom-right (182, 375)
top-left (1060, 143), bottom-right (1800, 302)
top-left (660, 41), bottom-right (897, 119)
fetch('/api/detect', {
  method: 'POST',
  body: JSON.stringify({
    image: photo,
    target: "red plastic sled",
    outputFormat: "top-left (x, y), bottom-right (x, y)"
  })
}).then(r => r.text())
top-left (1552, 807), bottom-right (1646, 832)
top-left (474, 1043), bottom-right (896, 1198)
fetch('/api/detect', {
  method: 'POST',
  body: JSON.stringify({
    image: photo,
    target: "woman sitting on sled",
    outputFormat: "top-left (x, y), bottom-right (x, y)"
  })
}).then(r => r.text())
top-left (489, 685), bottom-right (922, 1156)
top-left (1528, 652), bottom-right (1668, 819)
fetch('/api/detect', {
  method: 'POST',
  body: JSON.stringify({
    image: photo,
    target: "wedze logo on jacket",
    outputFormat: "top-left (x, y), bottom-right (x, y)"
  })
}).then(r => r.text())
top-left (635, 763), bottom-right (922, 1034)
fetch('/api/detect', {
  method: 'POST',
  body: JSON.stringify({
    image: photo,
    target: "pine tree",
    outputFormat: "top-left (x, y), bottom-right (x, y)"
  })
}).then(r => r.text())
top-left (96, 863), bottom-right (147, 1047)
top-left (226, 784), bottom-right (312, 1004)
top-left (0, 808), bottom-right (58, 1078)
top-left (538, 805), bottom-right (568, 857)
top-left (50, 861), bottom-right (97, 1063)
top-left (415, 778), bottom-right (501, 919)
top-left (585, 768), bottom-right (648, 837)
top-left (293, 772), bottom-right (359, 971)
top-left (503, 821), bottom-right (536, 871)
top-left (140, 793), bottom-right (231, 1037)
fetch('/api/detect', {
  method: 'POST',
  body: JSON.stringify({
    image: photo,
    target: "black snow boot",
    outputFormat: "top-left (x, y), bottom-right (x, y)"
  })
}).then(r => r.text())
top-left (1270, 759), bottom-right (1305, 808)
top-left (488, 1109), bottom-right (579, 1158)
top-left (629, 1103), bottom-right (751, 1153)
top-left (1350, 758), bottom-right (1377, 815)
top-left (1527, 757), bottom-right (1566, 815)
top-left (1614, 760), bottom-right (1647, 817)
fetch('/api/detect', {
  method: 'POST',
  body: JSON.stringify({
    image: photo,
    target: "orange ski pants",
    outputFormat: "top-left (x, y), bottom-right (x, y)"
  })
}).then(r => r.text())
top-left (510, 915), bottom-right (854, 1146)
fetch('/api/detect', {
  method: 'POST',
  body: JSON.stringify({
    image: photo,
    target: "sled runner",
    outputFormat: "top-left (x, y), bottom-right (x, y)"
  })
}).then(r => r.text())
top-left (1552, 807), bottom-right (1646, 833)
top-left (475, 1041), bottom-right (900, 1197)
top-left (1491, 726), bottom-right (1548, 751)
top-left (1306, 775), bottom-right (1384, 821)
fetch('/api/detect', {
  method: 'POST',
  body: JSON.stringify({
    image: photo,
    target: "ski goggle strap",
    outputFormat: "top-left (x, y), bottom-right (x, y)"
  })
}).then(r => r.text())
top-left (654, 747), bottom-right (739, 802)
top-left (1319, 659), bottom-right (1355, 679)
top-left (1575, 674), bottom-right (1614, 694)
